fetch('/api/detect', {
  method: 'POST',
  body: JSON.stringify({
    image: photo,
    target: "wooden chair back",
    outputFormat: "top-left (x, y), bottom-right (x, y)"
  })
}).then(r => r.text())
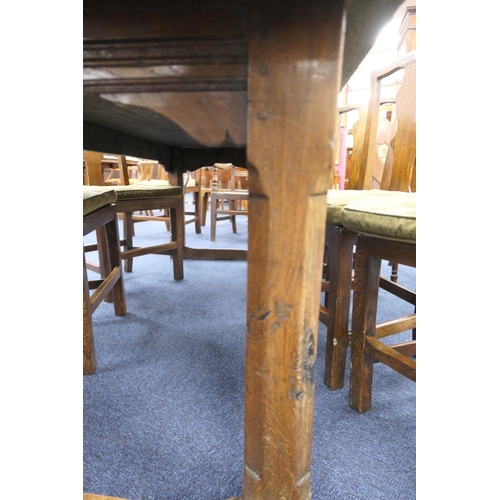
top-left (360, 51), bottom-right (416, 192)
top-left (339, 105), bottom-right (368, 190)
top-left (210, 163), bottom-right (249, 241)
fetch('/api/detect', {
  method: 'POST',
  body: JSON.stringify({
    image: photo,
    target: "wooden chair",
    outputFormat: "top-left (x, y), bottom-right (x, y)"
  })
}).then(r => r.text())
top-left (320, 50), bottom-right (416, 390)
top-left (127, 159), bottom-right (172, 227)
top-left (121, 158), bottom-right (202, 235)
top-left (342, 193), bottom-right (416, 413)
top-left (113, 184), bottom-right (185, 278)
top-left (210, 163), bottom-right (249, 242)
top-left (83, 186), bottom-right (126, 375)
top-left (197, 165), bottom-right (229, 227)
top-left (84, 152), bottom-right (185, 279)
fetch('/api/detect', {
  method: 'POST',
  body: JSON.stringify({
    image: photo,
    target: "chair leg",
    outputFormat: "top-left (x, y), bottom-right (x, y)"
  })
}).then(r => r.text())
top-left (230, 200), bottom-right (237, 233)
top-left (349, 235), bottom-right (382, 413)
top-left (83, 202), bottom-right (127, 375)
top-left (122, 212), bottom-right (134, 272)
top-left (210, 194), bottom-right (217, 242)
top-left (390, 261), bottom-right (399, 282)
top-left (193, 191), bottom-right (202, 233)
top-left (201, 192), bottom-right (208, 226)
top-left (164, 208), bottom-right (171, 232)
top-left (96, 227), bottom-right (113, 303)
top-left (105, 213), bottom-right (127, 315)
top-left (324, 225), bottom-right (356, 390)
top-left (170, 204), bottom-right (184, 281)
top-left (83, 254), bottom-right (96, 376)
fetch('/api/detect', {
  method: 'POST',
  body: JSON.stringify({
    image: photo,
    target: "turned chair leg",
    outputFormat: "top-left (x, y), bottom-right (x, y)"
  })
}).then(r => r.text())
top-left (390, 261), bottom-right (399, 282)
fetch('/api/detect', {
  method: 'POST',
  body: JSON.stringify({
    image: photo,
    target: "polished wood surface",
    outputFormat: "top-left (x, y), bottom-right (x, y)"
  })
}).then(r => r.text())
top-left (83, 1), bottom-right (408, 498)
top-left (242, 2), bottom-right (344, 497)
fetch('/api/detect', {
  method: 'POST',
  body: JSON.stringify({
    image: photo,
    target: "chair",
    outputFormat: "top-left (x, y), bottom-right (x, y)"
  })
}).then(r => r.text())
top-left (126, 159), bottom-right (173, 228)
top-left (320, 50), bottom-right (416, 390)
top-left (342, 193), bottom-right (416, 413)
top-left (196, 165), bottom-right (229, 228)
top-left (210, 163), bottom-right (249, 242)
top-left (83, 186), bottom-right (126, 375)
top-left (120, 157), bottom-right (202, 235)
top-left (83, 152), bottom-right (185, 279)
top-left (113, 184), bottom-right (186, 278)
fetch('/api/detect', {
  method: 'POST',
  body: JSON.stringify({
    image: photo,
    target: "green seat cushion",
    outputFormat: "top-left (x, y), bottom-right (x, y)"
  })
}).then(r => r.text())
top-left (341, 192), bottom-right (416, 244)
top-left (113, 183), bottom-right (183, 200)
top-left (83, 186), bottom-right (117, 216)
top-left (326, 189), bottom-right (405, 225)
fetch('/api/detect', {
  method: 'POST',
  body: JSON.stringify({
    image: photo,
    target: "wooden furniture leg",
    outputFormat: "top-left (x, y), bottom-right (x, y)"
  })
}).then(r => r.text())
top-left (86, 151), bottom-right (115, 300)
top-left (122, 212), bottom-right (134, 273)
top-left (322, 225), bottom-right (356, 390)
top-left (348, 237), bottom-right (382, 413)
top-left (83, 254), bottom-right (96, 375)
top-left (83, 199), bottom-right (126, 375)
top-left (242, 2), bottom-right (345, 498)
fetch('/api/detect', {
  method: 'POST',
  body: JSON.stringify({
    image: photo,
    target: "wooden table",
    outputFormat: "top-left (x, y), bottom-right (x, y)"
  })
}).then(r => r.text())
top-left (83, 1), bottom-right (405, 498)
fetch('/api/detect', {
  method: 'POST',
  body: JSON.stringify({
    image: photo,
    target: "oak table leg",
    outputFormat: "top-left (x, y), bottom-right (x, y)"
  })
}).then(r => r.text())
top-left (241, 2), bottom-right (345, 499)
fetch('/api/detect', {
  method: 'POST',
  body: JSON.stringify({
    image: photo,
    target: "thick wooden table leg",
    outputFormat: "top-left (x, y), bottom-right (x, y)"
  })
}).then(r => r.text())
top-left (242, 2), bottom-right (345, 499)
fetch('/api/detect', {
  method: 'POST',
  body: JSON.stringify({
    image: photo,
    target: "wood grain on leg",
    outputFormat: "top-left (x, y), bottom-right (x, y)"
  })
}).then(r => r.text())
top-left (243, 1), bottom-right (345, 498)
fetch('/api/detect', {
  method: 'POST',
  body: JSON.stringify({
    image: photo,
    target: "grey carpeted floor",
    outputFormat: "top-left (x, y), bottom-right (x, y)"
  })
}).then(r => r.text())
top-left (83, 206), bottom-right (416, 500)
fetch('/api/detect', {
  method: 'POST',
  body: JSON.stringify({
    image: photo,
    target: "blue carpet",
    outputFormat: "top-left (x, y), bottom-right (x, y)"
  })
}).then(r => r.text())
top-left (84, 210), bottom-right (416, 500)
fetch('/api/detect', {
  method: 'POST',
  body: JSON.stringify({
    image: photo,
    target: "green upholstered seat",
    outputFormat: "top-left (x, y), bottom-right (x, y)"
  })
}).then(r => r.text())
top-left (83, 186), bottom-right (117, 216)
top-left (85, 184), bottom-right (183, 202)
top-left (326, 189), bottom-right (406, 225)
top-left (341, 192), bottom-right (416, 244)
top-left (112, 184), bottom-right (183, 200)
